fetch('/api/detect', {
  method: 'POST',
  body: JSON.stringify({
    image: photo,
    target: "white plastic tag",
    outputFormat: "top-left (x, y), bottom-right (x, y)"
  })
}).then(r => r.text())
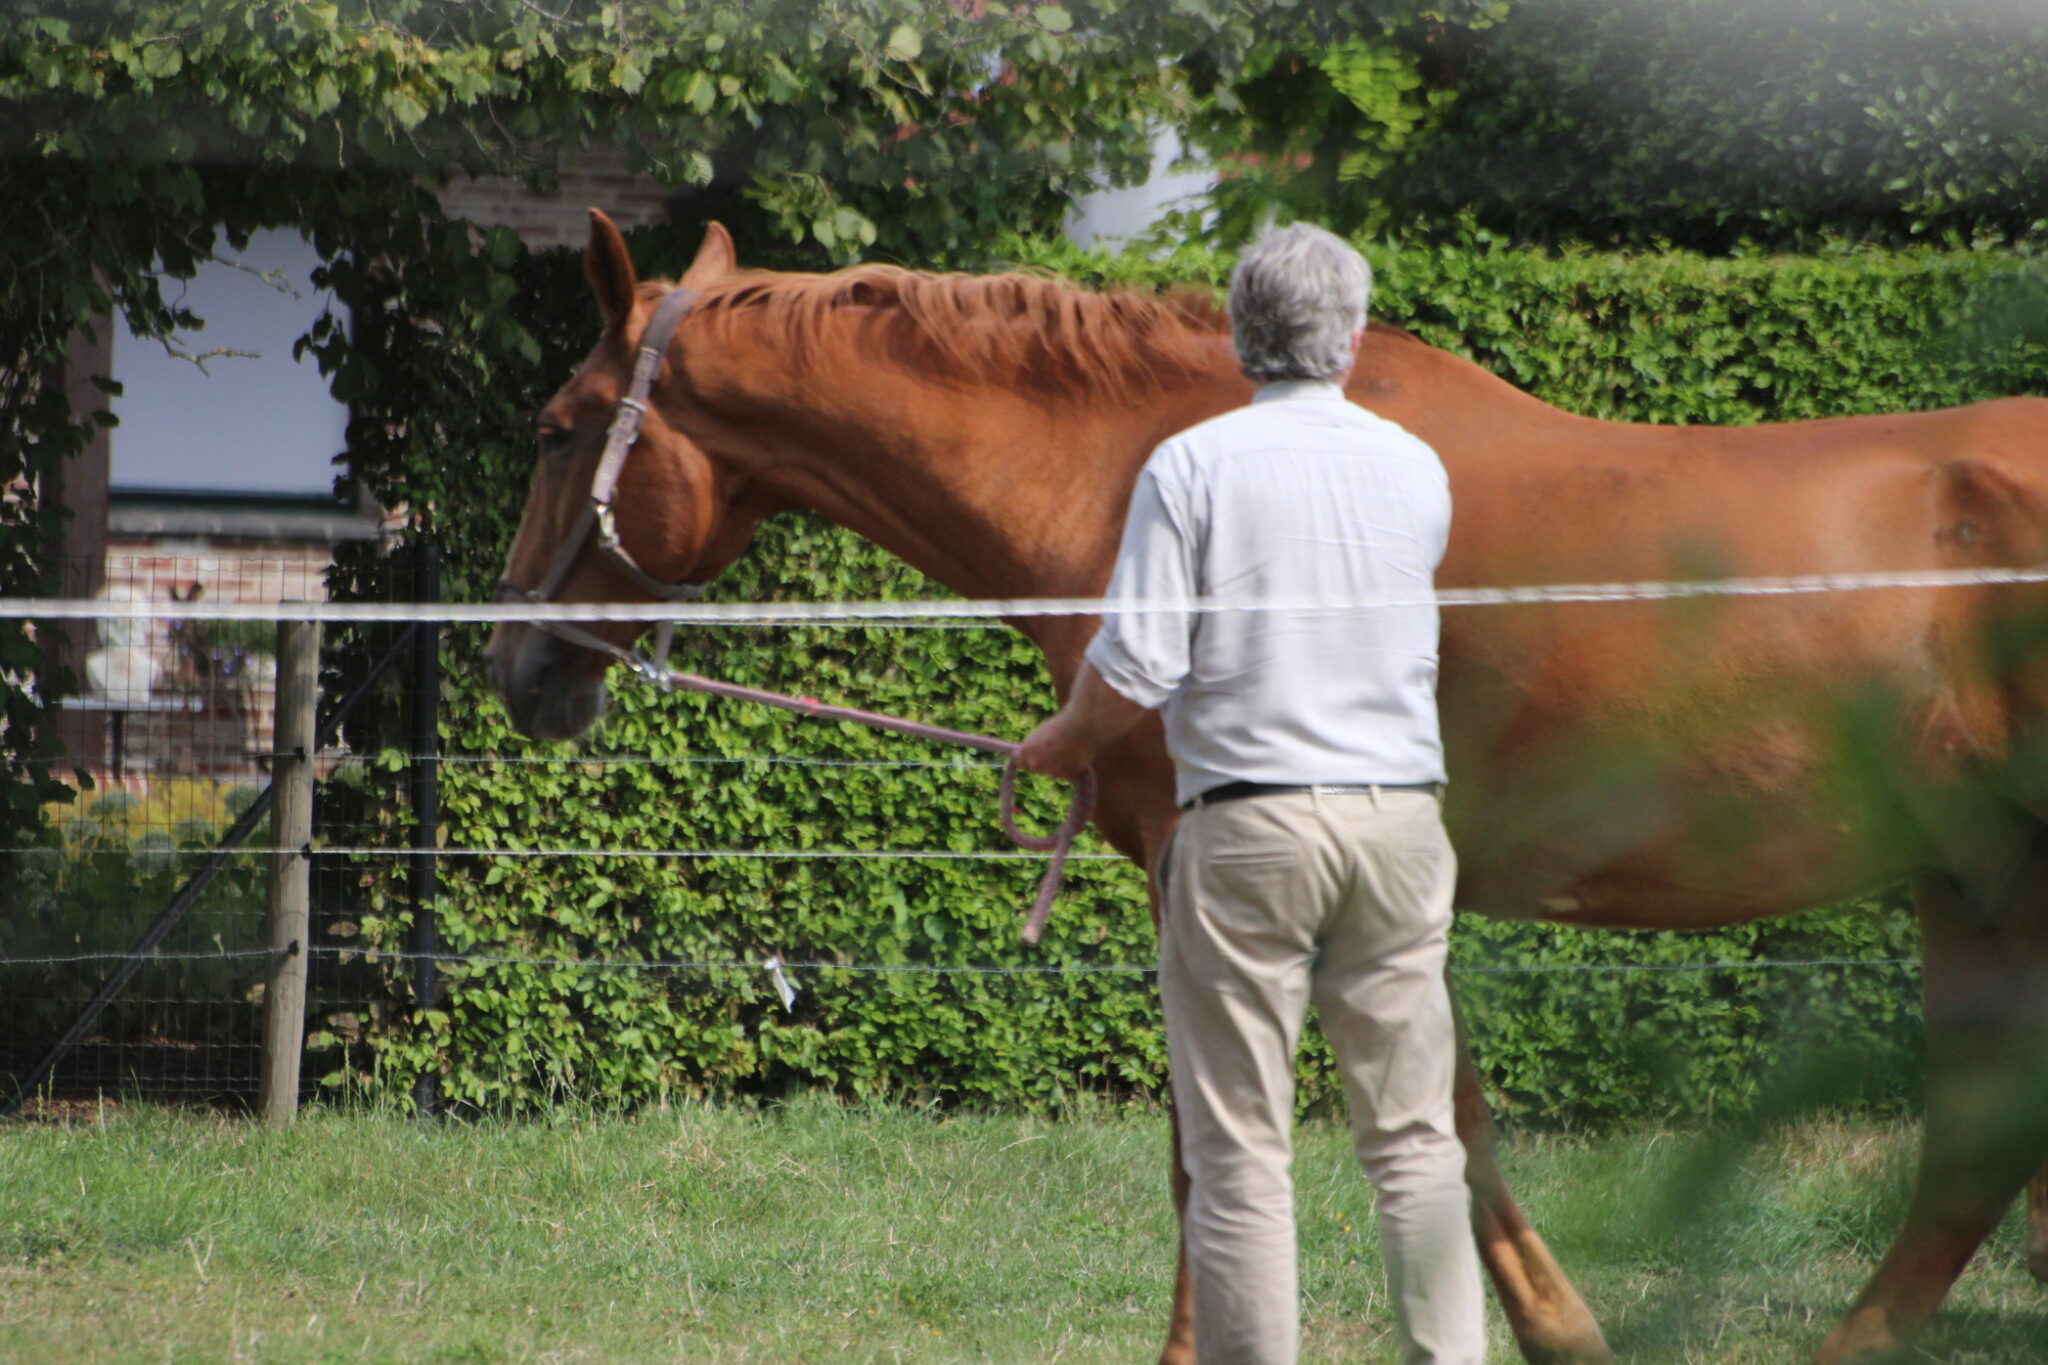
top-left (763, 955), bottom-right (797, 1013)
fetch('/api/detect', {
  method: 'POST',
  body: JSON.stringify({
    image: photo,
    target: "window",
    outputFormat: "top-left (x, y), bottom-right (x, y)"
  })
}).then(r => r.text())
top-left (110, 228), bottom-right (349, 501)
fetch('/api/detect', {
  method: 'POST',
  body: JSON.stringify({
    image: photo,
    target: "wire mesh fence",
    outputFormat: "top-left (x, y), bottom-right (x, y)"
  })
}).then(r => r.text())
top-left (4, 551), bottom-right (1958, 1119)
top-left (4, 550), bottom-right (420, 1113)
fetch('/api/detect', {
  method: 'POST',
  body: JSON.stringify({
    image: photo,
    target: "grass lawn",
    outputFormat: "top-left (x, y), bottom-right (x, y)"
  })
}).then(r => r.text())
top-left (2, 1101), bottom-right (2044, 1363)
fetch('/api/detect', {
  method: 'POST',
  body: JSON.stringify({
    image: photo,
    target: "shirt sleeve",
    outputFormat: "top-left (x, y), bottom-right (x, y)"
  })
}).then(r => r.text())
top-left (1084, 455), bottom-right (1199, 709)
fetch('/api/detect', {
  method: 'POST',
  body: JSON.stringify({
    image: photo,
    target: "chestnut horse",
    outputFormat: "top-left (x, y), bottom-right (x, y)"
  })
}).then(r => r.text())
top-left (487, 212), bottom-right (2048, 1363)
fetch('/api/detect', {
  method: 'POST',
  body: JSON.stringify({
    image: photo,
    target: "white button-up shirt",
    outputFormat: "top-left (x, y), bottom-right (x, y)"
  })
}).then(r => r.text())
top-left (1084, 379), bottom-right (1451, 806)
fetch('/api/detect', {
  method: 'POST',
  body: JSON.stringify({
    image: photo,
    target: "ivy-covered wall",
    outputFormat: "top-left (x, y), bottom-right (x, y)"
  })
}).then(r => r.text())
top-left (320, 230), bottom-right (2045, 1126)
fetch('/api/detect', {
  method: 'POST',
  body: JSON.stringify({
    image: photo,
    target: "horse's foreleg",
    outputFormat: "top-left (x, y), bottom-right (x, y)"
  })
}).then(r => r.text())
top-left (1454, 1015), bottom-right (1612, 1365)
top-left (1817, 861), bottom-right (2048, 1363)
top-left (1160, 1098), bottom-right (1197, 1365)
top-left (1142, 848), bottom-right (1199, 1365)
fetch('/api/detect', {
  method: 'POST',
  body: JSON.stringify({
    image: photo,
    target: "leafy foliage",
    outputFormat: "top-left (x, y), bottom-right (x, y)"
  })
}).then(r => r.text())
top-left (2, 784), bottom-right (269, 1046)
top-left (0, 0), bottom-right (1490, 262)
top-left (1196, 0), bottom-right (2048, 250)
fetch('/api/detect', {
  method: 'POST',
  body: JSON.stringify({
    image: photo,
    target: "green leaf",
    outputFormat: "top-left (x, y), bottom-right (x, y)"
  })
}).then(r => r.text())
top-left (885, 24), bottom-right (923, 61)
top-left (386, 89), bottom-right (429, 131)
top-left (140, 42), bottom-right (183, 79)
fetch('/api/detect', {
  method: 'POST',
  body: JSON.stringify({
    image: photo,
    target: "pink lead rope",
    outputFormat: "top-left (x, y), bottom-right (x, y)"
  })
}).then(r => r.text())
top-left (997, 760), bottom-right (1099, 944)
top-left (602, 655), bottom-right (1098, 945)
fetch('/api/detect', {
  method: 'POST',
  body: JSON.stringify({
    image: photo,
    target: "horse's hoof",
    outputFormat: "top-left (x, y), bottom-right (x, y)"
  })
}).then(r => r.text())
top-left (1514, 1326), bottom-right (1612, 1365)
top-left (1813, 1309), bottom-right (1906, 1365)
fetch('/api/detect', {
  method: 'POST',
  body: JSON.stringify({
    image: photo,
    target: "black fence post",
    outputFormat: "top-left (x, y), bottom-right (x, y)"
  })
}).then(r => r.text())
top-left (408, 543), bottom-right (441, 1117)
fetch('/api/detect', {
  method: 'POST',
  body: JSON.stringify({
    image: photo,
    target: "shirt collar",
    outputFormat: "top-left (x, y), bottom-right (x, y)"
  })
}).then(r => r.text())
top-left (1251, 378), bottom-right (1348, 405)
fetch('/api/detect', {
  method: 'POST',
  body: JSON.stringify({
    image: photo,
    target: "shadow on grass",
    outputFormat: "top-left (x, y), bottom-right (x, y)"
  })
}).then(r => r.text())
top-left (1592, 1243), bottom-right (2048, 1363)
top-left (1511, 1037), bottom-right (2048, 1361)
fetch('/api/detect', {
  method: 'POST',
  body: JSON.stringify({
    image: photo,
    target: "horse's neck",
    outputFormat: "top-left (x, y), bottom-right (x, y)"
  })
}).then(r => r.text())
top-left (696, 309), bottom-right (1576, 605)
top-left (697, 325), bottom-right (1233, 606)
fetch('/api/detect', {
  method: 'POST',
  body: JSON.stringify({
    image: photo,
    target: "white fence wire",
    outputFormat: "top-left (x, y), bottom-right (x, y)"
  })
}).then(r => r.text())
top-left (8, 565), bottom-right (1952, 1103)
top-left (7, 559), bottom-right (2048, 627)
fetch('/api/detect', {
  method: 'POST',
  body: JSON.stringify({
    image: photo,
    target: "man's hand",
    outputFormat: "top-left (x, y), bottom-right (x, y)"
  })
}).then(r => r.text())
top-left (1014, 660), bottom-right (1151, 781)
top-left (1016, 711), bottom-right (1097, 781)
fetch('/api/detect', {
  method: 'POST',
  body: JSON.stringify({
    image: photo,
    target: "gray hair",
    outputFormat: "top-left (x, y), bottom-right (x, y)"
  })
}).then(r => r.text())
top-left (1228, 223), bottom-right (1372, 383)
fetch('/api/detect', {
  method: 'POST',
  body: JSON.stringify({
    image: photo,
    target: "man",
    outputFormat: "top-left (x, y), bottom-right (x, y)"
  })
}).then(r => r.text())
top-left (1016, 222), bottom-right (1486, 1364)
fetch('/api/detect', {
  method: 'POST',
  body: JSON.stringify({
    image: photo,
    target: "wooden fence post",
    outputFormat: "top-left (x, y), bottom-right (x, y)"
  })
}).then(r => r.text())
top-left (260, 613), bottom-right (319, 1128)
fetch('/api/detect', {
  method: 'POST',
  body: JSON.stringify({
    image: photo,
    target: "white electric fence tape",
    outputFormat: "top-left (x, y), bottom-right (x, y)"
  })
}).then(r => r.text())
top-left (8, 561), bottom-right (2048, 626)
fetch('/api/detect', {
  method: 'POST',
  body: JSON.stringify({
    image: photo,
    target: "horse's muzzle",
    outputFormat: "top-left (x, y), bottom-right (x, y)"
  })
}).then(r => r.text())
top-left (488, 625), bottom-right (609, 741)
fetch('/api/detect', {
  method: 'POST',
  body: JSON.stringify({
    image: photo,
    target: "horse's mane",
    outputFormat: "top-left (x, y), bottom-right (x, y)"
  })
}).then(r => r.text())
top-left (650, 265), bottom-right (1437, 395)
top-left (667, 265), bottom-right (1232, 392)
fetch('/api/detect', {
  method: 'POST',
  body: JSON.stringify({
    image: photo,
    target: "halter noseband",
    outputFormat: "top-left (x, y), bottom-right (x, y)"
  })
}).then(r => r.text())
top-left (496, 287), bottom-right (704, 672)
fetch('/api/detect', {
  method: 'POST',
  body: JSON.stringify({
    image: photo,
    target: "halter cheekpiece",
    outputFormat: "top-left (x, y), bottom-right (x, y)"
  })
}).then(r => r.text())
top-left (496, 287), bottom-right (704, 670)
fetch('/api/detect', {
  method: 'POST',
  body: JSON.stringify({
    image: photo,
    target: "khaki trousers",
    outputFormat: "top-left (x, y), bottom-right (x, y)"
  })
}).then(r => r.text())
top-left (1160, 788), bottom-right (1485, 1365)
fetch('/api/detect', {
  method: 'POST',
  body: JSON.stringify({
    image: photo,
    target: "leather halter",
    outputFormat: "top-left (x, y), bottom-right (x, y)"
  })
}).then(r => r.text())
top-left (496, 287), bottom-right (704, 669)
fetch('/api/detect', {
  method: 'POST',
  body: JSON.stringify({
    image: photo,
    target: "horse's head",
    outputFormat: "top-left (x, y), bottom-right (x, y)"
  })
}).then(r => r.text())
top-left (487, 212), bottom-right (758, 740)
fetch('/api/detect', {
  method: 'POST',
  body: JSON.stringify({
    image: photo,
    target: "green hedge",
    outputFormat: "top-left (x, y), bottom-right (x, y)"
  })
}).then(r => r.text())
top-left (326, 232), bottom-right (2046, 1126)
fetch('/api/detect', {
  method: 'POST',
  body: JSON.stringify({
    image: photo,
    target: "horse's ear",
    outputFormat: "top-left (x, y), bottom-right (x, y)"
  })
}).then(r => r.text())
top-left (584, 209), bottom-right (638, 330)
top-left (680, 222), bottom-right (737, 288)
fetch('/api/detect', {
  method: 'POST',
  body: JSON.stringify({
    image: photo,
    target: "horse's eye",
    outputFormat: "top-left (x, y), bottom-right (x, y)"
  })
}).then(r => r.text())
top-left (537, 424), bottom-right (572, 456)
